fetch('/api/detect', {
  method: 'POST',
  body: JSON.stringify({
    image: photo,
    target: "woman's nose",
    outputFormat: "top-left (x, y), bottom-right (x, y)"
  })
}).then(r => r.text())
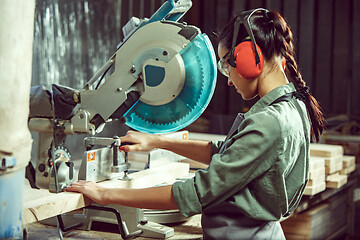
top-left (227, 78), bottom-right (233, 86)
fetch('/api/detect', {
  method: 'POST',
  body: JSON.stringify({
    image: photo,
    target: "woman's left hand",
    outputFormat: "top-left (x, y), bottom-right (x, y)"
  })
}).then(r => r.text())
top-left (65, 180), bottom-right (109, 205)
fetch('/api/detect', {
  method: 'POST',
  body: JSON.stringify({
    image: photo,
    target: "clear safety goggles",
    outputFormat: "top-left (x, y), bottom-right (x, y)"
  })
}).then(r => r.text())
top-left (217, 51), bottom-right (231, 77)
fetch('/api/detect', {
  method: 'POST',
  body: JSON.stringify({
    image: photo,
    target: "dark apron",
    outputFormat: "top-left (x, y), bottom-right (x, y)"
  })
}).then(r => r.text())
top-left (201, 113), bottom-right (286, 240)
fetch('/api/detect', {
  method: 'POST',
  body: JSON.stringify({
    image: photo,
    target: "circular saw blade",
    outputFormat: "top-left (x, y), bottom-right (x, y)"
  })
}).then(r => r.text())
top-left (124, 33), bottom-right (217, 134)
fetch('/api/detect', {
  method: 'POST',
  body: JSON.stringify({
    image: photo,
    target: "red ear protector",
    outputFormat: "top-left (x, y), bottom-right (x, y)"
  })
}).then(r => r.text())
top-left (227, 8), bottom-right (269, 79)
top-left (233, 41), bottom-right (264, 79)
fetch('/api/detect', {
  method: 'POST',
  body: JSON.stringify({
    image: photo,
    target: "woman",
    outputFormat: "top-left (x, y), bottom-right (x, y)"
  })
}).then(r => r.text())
top-left (66, 9), bottom-right (325, 239)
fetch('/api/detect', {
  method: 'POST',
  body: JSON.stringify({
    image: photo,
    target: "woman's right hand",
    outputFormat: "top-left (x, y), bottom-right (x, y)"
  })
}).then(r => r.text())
top-left (119, 130), bottom-right (162, 152)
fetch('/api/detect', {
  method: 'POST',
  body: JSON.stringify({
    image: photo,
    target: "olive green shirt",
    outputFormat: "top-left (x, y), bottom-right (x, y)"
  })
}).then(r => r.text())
top-left (172, 83), bottom-right (310, 220)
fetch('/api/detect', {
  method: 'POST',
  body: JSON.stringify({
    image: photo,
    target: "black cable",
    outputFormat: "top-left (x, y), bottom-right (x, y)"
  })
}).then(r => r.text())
top-left (95, 63), bottom-right (114, 90)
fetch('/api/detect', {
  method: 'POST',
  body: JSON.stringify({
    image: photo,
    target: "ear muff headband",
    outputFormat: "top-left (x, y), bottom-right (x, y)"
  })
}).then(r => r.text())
top-left (228, 8), bottom-right (269, 79)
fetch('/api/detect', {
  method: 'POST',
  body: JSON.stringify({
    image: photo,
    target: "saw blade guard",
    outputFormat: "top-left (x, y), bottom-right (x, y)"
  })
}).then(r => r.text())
top-left (124, 33), bottom-right (217, 134)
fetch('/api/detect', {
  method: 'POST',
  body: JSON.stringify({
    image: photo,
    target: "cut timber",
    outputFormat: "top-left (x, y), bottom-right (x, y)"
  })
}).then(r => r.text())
top-left (309, 167), bottom-right (325, 180)
top-left (326, 172), bottom-right (340, 181)
top-left (326, 174), bottom-right (347, 189)
top-left (23, 162), bottom-right (190, 225)
top-left (281, 203), bottom-right (330, 239)
top-left (325, 161), bottom-right (343, 174)
top-left (310, 143), bottom-right (343, 157)
top-left (309, 157), bottom-right (325, 171)
top-left (304, 182), bottom-right (326, 196)
top-left (342, 155), bottom-right (355, 168)
top-left (340, 164), bottom-right (356, 175)
top-left (307, 173), bottom-right (325, 187)
top-left (324, 155), bottom-right (342, 167)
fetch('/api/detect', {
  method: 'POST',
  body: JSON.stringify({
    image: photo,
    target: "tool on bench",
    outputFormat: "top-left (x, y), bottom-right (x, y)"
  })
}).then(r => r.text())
top-left (27, 0), bottom-right (216, 194)
top-left (27, 0), bottom-right (216, 238)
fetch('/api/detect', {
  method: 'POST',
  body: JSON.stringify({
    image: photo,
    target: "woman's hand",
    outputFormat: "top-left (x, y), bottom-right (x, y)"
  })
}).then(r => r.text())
top-left (65, 180), bottom-right (109, 205)
top-left (119, 130), bottom-right (162, 152)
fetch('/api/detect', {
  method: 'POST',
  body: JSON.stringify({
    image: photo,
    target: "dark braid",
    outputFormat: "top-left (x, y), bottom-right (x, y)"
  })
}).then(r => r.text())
top-left (219, 10), bottom-right (325, 142)
top-left (268, 11), bottom-right (325, 142)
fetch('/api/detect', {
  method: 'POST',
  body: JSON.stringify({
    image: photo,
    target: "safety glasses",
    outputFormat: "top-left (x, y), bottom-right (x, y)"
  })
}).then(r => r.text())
top-left (217, 51), bottom-right (231, 77)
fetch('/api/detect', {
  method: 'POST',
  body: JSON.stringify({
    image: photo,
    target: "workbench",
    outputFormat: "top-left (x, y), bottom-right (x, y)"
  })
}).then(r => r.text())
top-left (22, 162), bottom-right (204, 239)
top-left (25, 214), bottom-right (203, 240)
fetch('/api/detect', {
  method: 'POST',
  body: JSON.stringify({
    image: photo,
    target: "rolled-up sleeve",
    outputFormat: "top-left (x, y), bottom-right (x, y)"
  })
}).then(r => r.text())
top-left (172, 178), bottom-right (203, 217)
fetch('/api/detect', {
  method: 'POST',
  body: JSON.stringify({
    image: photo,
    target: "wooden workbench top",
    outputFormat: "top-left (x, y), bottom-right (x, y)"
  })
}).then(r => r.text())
top-left (23, 162), bottom-right (190, 225)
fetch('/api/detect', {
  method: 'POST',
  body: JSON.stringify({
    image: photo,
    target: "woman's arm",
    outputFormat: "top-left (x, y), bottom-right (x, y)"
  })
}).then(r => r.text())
top-left (65, 181), bottom-right (178, 210)
top-left (119, 130), bottom-right (213, 165)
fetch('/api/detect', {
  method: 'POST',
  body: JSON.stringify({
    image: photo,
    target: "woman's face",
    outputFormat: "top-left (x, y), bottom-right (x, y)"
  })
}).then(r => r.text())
top-left (217, 42), bottom-right (258, 100)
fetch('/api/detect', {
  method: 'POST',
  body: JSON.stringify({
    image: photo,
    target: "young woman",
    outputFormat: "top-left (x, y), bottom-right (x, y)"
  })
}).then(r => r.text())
top-left (66, 9), bottom-right (325, 239)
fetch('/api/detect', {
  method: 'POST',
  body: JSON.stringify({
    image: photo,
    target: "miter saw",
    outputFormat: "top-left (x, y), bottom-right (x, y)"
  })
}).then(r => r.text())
top-left (27, 0), bottom-right (217, 193)
top-left (27, 0), bottom-right (217, 237)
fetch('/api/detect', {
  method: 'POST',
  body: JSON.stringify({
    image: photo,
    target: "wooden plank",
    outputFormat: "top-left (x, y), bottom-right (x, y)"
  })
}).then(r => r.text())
top-left (281, 202), bottom-right (330, 234)
top-left (326, 174), bottom-right (347, 189)
top-left (304, 182), bottom-right (326, 196)
top-left (342, 155), bottom-right (355, 168)
top-left (324, 155), bottom-right (342, 167)
top-left (307, 171), bottom-right (325, 186)
top-left (325, 161), bottom-right (342, 174)
top-left (309, 156), bottom-right (325, 171)
top-left (309, 166), bottom-right (325, 180)
top-left (326, 172), bottom-right (340, 181)
top-left (23, 162), bottom-right (190, 225)
top-left (340, 164), bottom-right (355, 175)
top-left (309, 143), bottom-right (344, 157)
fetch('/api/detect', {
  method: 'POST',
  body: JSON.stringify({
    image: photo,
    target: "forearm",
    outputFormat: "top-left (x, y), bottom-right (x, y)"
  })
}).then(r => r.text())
top-left (103, 185), bottom-right (178, 210)
top-left (158, 137), bottom-right (212, 165)
top-left (119, 130), bottom-right (213, 165)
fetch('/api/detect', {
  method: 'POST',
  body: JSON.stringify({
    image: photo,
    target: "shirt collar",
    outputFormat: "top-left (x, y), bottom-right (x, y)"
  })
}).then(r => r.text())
top-left (244, 82), bottom-right (297, 117)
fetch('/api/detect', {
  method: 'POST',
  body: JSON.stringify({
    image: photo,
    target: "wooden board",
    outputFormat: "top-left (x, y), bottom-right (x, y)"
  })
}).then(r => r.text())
top-left (342, 155), bottom-right (356, 168)
top-left (309, 167), bottom-right (325, 180)
top-left (23, 162), bottom-right (190, 225)
top-left (304, 182), bottom-right (326, 196)
top-left (281, 203), bottom-right (330, 238)
top-left (326, 174), bottom-right (348, 189)
top-left (307, 173), bottom-right (325, 187)
top-left (325, 161), bottom-right (343, 174)
top-left (309, 156), bottom-right (325, 171)
top-left (310, 143), bottom-right (344, 158)
top-left (340, 164), bottom-right (356, 175)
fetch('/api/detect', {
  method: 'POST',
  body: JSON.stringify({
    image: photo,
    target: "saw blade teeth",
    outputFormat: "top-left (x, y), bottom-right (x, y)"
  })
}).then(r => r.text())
top-left (125, 33), bottom-right (217, 133)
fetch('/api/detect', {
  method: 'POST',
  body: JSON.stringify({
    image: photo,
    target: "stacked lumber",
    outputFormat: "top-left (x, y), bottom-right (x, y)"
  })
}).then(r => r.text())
top-left (304, 143), bottom-right (355, 195)
top-left (282, 143), bottom-right (355, 240)
top-left (281, 203), bottom-right (331, 239)
top-left (304, 156), bottom-right (326, 196)
top-left (281, 191), bottom-right (348, 240)
top-left (341, 155), bottom-right (356, 175)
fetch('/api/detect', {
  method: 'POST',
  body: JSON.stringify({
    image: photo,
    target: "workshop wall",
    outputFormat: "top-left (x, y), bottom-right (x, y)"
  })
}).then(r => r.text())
top-left (31, 0), bottom-right (360, 134)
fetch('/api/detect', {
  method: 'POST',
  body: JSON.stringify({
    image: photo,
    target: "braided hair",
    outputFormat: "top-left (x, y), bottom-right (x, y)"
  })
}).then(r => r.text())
top-left (218, 10), bottom-right (325, 142)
